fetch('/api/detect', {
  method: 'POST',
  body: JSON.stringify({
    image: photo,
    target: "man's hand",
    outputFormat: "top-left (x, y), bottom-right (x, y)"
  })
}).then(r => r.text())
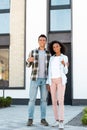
top-left (27, 57), bottom-right (34, 63)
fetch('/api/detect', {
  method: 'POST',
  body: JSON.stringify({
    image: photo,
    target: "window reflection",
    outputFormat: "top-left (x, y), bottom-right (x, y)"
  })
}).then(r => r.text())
top-left (0, 0), bottom-right (10, 9)
top-left (0, 13), bottom-right (10, 34)
top-left (50, 9), bottom-right (71, 31)
top-left (51, 0), bottom-right (70, 5)
top-left (0, 49), bottom-right (9, 87)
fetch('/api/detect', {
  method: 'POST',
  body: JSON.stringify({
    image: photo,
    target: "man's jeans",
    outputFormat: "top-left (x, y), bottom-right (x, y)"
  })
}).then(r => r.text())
top-left (28, 78), bottom-right (47, 120)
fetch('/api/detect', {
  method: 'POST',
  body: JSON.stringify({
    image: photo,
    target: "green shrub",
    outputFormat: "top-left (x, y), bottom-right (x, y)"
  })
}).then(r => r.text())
top-left (81, 107), bottom-right (87, 125)
top-left (6, 96), bottom-right (12, 107)
top-left (81, 114), bottom-right (87, 125)
top-left (0, 97), bottom-right (5, 107)
top-left (0, 96), bottom-right (12, 108)
top-left (83, 107), bottom-right (87, 114)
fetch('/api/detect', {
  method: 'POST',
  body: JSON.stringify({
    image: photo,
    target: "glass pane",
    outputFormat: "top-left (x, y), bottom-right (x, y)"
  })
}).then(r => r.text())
top-left (0, 13), bottom-right (10, 34)
top-left (0, 0), bottom-right (10, 9)
top-left (0, 49), bottom-right (9, 87)
top-left (51, 0), bottom-right (70, 5)
top-left (50, 9), bottom-right (71, 31)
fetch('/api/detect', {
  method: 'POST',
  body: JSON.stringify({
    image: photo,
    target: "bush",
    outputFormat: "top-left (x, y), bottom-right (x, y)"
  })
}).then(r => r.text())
top-left (81, 107), bottom-right (87, 125)
top-left (82, 114), bottom-right (87, 125)
top-left (0, 97), bottom-right (5, 107)
top-left (0, 96), bottom-right (12, 108)
top-left (83, 107), bottom-right (87, 114)
top-left (6, 96), bottom-right (12, 107)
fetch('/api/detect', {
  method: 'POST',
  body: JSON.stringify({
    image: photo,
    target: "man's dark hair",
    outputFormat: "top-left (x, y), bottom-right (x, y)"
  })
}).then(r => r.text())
top-left (38, 34), bottom-right (47, 41)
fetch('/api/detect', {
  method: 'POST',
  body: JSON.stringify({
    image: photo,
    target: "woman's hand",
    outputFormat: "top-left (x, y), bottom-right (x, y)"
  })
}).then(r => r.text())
top-left (61, 60), bottom-right (65, 66)
top-left (61, 60), bottom-right (69, 67)
top-left (46, 84), bottom-right (51, 93)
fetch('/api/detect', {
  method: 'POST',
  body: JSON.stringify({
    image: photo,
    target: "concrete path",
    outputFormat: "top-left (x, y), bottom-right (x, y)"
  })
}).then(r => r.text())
top-left (0, 105), bottom-right (87, 130)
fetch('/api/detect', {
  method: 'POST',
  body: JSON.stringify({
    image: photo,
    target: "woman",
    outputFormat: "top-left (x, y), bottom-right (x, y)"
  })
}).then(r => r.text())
top-left (46, 40), bottom-right (69, 129)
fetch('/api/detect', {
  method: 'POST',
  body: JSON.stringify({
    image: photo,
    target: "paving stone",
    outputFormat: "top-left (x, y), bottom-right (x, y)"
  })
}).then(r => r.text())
top-left (0, 105), bottom-right (86, 130)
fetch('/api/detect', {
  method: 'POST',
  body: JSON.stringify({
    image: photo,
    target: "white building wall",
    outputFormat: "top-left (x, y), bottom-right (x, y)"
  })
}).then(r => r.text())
top-left (0, 0), bottom-right (47, 99)
top-left (26, 0), bottom-right (47, 98)
top-left (72, 0), bottom-right (87, 99)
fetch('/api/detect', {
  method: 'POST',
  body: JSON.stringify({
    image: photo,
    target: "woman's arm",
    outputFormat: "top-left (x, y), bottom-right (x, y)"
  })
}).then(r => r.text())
top-left (46, 57), bottom-right (52, 85)
top-left (62, 56), bottom-right (69, 74)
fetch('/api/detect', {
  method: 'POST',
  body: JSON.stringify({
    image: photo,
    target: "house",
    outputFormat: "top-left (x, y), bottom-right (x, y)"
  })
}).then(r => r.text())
top-left (0, 0), bottom-right (87, 105)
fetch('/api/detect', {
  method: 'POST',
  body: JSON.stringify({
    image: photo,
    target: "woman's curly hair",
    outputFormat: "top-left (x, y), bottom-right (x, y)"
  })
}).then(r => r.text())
top-left (48, 40), bottom-right (67, 56)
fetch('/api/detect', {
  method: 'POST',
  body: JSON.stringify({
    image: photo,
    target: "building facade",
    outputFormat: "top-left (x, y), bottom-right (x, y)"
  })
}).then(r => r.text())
top-left (0, 0), bottom-right (87, 105)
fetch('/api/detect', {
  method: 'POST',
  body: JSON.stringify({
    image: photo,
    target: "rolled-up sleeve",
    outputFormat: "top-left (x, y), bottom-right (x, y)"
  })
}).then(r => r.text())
top-left (63, 56), bottom-right (68, 74)
top-left (26, 51), bottom-right (33, 67)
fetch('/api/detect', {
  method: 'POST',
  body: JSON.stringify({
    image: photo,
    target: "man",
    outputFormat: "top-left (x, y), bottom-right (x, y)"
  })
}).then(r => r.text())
top-left (26, 34), bottom-right (50, 126)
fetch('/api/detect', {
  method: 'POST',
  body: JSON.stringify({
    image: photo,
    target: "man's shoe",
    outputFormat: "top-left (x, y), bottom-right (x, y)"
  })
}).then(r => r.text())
top-left (27, 119), bottom-right (33, 126)
top-left (41, 119), bottom-right (49, 126)
top-left (51, 121), bottom-right (59, 127)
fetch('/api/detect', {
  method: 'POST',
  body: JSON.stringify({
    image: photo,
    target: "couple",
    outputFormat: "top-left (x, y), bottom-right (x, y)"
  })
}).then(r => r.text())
top-left (26, 34), bottom-right (69, 129)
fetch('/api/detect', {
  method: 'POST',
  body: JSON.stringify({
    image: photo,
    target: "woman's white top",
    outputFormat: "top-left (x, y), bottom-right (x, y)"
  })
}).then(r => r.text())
top-left (46, 53), bottom-right (68, 86)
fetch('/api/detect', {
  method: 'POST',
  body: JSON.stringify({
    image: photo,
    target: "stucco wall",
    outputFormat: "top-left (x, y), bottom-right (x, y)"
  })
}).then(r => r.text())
top-left (9, 0), bottom-right (25, 87)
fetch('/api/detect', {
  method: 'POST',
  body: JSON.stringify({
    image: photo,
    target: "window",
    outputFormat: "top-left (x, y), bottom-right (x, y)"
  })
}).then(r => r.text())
top-left (0, 0), bottom-right (10, 9)
top-left (0, 13), bottom-right (10, 34)
top-left (0, 0), bottom-right (10, 34)
top-left (50, 0), bottom-right (71, 32)
top-left (0, 49), bottom-right (9, 87)
top-left (50, 9), bottom-right (71, 31)
top-left (0, 0), bottom-right (10, 87)
top-left (51, 0), bottom-right (70, 6)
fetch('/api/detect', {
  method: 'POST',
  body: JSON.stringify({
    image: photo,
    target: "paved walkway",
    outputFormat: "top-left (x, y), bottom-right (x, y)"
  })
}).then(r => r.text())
top-left (0, 105), bottom-right (87, 130)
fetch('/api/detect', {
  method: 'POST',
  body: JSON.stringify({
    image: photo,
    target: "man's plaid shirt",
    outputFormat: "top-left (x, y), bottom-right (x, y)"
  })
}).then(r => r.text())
top-left (26, 48), bottom-right (51, 80)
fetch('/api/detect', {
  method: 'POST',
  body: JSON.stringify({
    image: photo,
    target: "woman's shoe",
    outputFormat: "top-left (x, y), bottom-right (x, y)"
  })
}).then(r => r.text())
top-left (51, 121), bottom-right (59, 127)
top-left (59, 121), bottom-right (64, 129)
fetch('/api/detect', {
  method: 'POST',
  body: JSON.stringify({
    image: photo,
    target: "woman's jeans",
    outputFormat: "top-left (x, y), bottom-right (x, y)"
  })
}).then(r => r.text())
top-left (28, 78), bottom-right (47, 120)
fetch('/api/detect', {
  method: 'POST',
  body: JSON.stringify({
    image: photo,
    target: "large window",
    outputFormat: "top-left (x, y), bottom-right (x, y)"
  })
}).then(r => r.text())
top-left (50, 0), bottom-right (71, 32)
top-left (0, 0), bottom-right (10, 88)
top-left (0, 49), bottom-right (9, 87)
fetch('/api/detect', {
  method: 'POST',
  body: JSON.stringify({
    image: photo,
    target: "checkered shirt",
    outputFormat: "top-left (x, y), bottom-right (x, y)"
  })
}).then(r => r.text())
top-left (26, 48), bottom-right (51, 80)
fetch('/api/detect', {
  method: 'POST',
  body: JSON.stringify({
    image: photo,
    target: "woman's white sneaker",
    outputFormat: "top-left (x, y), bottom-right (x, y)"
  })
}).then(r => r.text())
top-left (59, 122), bottom-right (64, 129)
top-left (51, 121), bottom-right (59, 127)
